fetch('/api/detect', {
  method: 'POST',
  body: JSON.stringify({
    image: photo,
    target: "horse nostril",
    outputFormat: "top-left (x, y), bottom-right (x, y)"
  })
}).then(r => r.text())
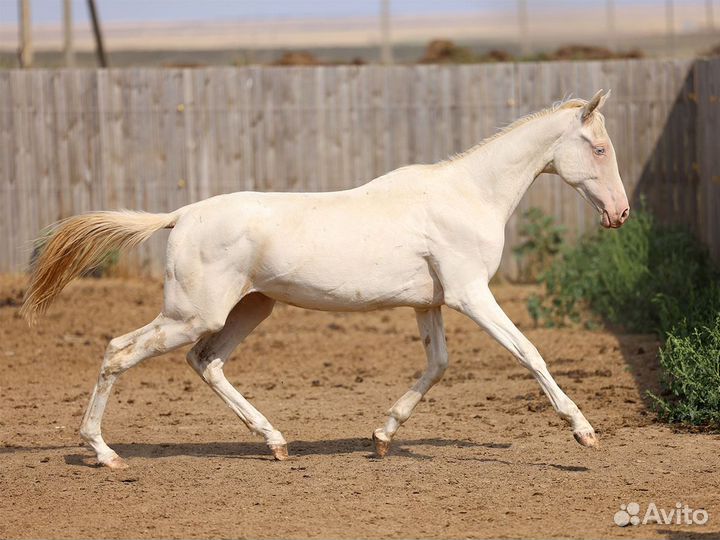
top-left (620, 207), bottom-right (630, 221)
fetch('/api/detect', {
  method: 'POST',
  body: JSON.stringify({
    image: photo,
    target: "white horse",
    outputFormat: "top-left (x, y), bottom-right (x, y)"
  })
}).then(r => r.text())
top-left (22, 90), bottom-right (629, 469)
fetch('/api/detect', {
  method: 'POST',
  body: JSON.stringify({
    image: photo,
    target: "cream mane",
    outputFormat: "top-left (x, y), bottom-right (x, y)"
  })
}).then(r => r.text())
top-left (447, 97), bottom-right (587, 162)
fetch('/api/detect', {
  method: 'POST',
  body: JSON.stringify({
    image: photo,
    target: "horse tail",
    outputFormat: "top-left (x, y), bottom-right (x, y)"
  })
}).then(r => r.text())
top-left (21, 210), bottom-right (178, 326)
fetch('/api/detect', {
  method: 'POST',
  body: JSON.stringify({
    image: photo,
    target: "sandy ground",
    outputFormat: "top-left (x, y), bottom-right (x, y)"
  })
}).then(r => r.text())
top-left (0, 276), bottom-right (718, 539)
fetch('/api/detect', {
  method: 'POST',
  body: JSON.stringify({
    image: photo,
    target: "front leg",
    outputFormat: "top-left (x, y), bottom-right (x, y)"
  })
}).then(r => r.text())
top-left (373, 307), bottom-right (448, 457)
top-left (446, 280), bottom-right (597, 447)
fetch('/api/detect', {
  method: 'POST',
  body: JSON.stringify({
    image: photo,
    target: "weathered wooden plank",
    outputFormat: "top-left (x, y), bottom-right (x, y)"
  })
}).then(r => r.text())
top-left (602, 60), bottom-right (632, 195)
top-left (237, 67), bottom-right (255, 192)
top-left (268, 67), bottom-right (287, 191)
top-left (348, 65), bottom-right (365, 186)
top-left (160, 69), bottom-right (187, 211)
top-left (697, 59), bottom-right (720, 261)
top-left (145, 68), bottom-right (169, 275)
top-left (0, 70), bottom-right (14, 272)
top-left (456, 65), bottom-right (474, 152)
top-left (84, 69), bottom-right (103, 215)
top-left (708, 60), bottom-right (720, 262)
top-left (10, 69), bottom-right (29, 271)
top-left (27, 71), bottom-right (42, 254)
top-left (370, 65), bottom-right (390, 178)
top-left (182, 68), bottom-right (197, 203)
top-left (286, 67), bottom-right (303, 191)
top-left (426, 64), bottom-right (443, 163)
top-left (312, 66), bottom-right (327, 191)
top-left (66, 71), bottom-right (87, 216)
top-left (406, 65), bottom-right (423, 164)
top-left (339, 65), bottom-right (355, 185)
top-left (436, 66), bottom-right (452, 161)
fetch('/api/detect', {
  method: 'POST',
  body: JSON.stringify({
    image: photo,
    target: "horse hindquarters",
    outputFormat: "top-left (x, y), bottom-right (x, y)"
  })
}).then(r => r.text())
top-left (81, 259), bottom-right (255, 468)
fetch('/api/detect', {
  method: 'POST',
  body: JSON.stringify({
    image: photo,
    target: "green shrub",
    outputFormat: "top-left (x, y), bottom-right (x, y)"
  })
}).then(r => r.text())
top-left (530, 208), bottom-right (720, 335)
top-left (513, 207), bottom-right (565, 283)
top-left (528, 206), bottom-right (720, 427)
top-left (649, 316), bottom-right (720, 428)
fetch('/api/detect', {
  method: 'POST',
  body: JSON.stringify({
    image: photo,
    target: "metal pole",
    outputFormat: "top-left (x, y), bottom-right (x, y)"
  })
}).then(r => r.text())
top-left (18, 0), bottom-right (32, 68)
top-left (63, 0), bottom-right (74, 67)
top-left (518, 0), bottom-right (530, 57)
top-left (606, 0), bottom-right (616, 51)
top-left (380, 0), bottom-right (393, 65)
top-left (665, 0), bottom-right (675, 56)
top-left (86, 0), bottom-right (107, 67)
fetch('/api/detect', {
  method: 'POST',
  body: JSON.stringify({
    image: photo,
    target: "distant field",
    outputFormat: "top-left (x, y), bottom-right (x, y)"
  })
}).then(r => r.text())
top-left (1, 3), bottom-right (719, 68)
top-left (1, 31), bottom-right (718, 68)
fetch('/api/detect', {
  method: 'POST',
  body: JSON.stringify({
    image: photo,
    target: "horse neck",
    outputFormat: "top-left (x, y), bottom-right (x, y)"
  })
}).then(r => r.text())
top-left (451, 110), bottom-right (572, 223)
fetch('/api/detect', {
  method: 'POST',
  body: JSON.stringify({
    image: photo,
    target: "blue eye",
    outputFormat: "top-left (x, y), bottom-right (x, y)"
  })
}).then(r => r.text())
top-left (593, 146), bottom-right (606, 156)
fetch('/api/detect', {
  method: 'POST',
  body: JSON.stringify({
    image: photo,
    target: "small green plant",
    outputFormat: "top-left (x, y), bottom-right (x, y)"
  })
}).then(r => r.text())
top-left (529, 208), bottom-right (720, 334)
top-left (513, 207), bottom-right (565, 283)
top-left (649, 315), bottom-right (720, 428)
top-left (528, 205), bottom-right (720, 427)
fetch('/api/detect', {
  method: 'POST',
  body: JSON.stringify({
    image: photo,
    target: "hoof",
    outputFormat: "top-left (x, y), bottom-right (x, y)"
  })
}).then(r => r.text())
top-left (102, 455), bottom-right (129, 470)
top-left (269, 443), bottom-right (289, 461)
top-left (372, 429), bottom-right (391, 458)
top-left (573, 430), bottom-right (599, 448)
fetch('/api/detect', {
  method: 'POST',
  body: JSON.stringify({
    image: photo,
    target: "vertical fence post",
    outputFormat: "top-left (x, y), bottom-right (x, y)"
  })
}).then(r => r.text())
top-left (517, 0), bottom-right (530, 57)
top-left (380, 0), bottom-right (393, 65)
top-left (63, 0), bottom-right (74, 67)
top-left (606, 0), bottom-right (616, 51)
top-left (18, 0), bottom-right (32, 68)
top-left (665, 0), bottom-right (676, 57)
top-left (87, 0), bottom-right (107, 67)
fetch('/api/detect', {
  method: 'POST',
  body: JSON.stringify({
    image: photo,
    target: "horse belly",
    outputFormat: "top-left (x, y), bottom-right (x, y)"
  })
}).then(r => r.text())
top-left (256, 255), bottom-right (443, 312)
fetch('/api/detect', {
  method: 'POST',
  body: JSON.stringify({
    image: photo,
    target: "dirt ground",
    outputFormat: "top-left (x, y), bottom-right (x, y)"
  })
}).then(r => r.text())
top-left (1, 276), bottom-right (718, 539)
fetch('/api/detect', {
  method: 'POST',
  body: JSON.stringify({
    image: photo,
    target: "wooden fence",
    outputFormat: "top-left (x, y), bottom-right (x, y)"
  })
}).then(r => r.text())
top-left (1, 58), bottom-right (718, 277)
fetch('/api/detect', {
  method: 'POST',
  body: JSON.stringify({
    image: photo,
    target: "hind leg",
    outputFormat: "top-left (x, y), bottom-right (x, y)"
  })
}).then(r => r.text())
top-left (186, 293), bottom-right (288, 460)
top-left (80, 314), bottom-right (209, 469)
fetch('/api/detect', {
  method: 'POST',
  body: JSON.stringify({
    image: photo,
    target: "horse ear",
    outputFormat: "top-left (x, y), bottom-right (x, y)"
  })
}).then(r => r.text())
top-left (581, 89), bottom-right (608, 122)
